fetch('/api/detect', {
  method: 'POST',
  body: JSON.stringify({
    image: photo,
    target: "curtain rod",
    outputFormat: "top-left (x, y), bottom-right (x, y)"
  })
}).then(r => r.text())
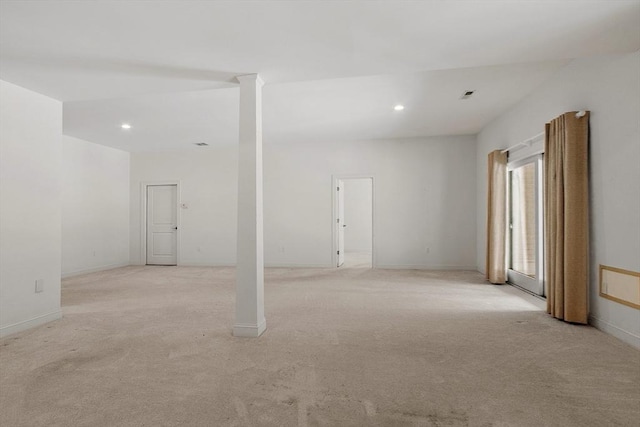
top-left (501, 110), bottom-right (586, 154)
top-left (501, 132), bottom-right (544, 154)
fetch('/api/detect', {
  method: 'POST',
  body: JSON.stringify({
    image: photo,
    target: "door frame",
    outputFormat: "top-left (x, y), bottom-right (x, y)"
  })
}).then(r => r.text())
top-left (331, 175), bottom-right (376, 268)
top-left (506, 155), bottom-right (544, 296)
top-left (140, 181), bottom-right (181, 266)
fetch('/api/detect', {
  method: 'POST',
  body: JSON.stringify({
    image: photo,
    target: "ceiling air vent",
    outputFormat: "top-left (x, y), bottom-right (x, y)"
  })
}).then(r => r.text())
top-left (194, 142), bottom-right (209, 146)
top-left (460, 90), bottom-right (475, 100)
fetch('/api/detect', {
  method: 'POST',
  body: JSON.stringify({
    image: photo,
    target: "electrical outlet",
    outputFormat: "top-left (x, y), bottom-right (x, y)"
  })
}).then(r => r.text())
top-left (35, 279), bottom-right (44, 293)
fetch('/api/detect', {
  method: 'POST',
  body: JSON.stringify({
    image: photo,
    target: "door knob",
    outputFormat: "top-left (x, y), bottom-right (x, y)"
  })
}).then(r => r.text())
top-left (343, 224), bottom-right (347, 228)
top-left (173, 227), bottom-right (178, 230)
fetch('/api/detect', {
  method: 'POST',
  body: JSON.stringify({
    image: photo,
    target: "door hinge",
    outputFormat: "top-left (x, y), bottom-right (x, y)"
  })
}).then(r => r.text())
top-left (337, 250), bottom-right (340, 255)
top-left (337, 187), bottom-right (340, 191)
top-left (337, 218), bottom-right (340, 223)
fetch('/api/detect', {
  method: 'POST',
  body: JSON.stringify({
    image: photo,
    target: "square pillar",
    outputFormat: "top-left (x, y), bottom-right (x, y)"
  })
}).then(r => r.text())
top-left (233, 74), bottom-right (266, 337)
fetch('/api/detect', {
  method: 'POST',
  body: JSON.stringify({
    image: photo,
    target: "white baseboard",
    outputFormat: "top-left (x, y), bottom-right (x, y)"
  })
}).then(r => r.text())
top-left (375, 264), bottom-right (478, 271)
top-left (0, 310), bottom-right (62, 338)
top-left (589, 315), bottom-right (640, 349)
top-left (233, 319), bottom-right (267, 337)
top-left (150, 263), bottom-right (477, 270)
top-left (62, 262), bottom-right (130, 278)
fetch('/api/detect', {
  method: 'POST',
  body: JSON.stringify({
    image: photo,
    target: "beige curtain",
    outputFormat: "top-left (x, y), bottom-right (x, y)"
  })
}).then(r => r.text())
top-left (545, 111), bottom-right (589, 324)
top-left (486, 150), bottom-right (507, 284)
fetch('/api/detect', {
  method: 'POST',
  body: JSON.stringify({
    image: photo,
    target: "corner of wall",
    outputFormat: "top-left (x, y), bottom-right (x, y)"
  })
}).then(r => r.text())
top-left (0, 79), bottom-right (63, 335)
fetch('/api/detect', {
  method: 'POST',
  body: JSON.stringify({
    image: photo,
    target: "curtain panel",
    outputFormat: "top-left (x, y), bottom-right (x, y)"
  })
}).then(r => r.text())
top-left (545, 111), bottom-right (590, 324)
top-left (486, 150), bottom-right (508, 284)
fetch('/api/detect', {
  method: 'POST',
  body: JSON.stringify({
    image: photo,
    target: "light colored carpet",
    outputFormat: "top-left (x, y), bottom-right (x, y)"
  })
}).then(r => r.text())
top-left (342, 252), bottom-right (372, 269)
top-left (1, 266), bottom-right (639, 426)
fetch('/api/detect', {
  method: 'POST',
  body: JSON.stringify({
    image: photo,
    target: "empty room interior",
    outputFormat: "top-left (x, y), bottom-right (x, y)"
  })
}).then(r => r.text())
top-left (1, 1), bottom-right (639, 426)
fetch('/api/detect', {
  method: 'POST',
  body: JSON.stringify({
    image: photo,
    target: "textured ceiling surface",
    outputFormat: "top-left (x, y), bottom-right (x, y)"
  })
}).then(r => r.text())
top-left (1, 1), bottom-right (639, 150)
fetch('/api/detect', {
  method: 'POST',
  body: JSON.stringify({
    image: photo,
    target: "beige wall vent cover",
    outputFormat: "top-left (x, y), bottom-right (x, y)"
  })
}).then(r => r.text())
top-left (599, 265), bottom-right (640, 309)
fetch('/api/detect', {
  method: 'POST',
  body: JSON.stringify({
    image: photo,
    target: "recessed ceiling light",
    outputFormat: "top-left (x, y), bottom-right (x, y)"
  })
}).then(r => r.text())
top-left (121, 123), bottom-right (131, 129)
top-left (394, 105), bottom-right (405, 111)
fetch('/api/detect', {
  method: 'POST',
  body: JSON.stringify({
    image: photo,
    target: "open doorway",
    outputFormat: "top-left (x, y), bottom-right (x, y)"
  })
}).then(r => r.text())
top-left (334, 177), bottom-right (373, 268)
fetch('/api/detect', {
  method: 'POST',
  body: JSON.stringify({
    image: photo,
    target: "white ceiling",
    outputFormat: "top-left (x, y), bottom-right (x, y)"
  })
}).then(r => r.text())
top-left (1, 1), bottom-right (639, 151)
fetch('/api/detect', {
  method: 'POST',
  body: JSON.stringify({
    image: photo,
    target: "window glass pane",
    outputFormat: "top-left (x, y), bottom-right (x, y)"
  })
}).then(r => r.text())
top-left (510, 162), bottom-right (536, 278)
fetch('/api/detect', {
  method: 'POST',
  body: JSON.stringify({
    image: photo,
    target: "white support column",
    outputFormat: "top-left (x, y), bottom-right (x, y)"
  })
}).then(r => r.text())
top-left (234, 74), bottom-right (266, 338)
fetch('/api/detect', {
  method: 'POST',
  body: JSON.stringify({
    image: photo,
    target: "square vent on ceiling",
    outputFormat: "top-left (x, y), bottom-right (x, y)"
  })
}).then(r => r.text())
top-left (460, 90), bottom-right (475, 100)
top-left (194, 142), bottom-right (209, 146)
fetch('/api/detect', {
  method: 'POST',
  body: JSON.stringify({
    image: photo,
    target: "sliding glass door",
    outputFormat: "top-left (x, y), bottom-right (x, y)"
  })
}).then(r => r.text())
top-left (507, 155), bottom-right (544, 296)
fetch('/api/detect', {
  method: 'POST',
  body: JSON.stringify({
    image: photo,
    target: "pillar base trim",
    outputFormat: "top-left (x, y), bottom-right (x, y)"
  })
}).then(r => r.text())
top-left (233, 319), bottom-right (266, 337)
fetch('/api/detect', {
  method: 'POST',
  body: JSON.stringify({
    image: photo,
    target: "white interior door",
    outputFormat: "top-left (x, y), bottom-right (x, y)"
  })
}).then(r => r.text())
top-left (337, 179), bottom-right (345, 267)
top-left (146, 185), bottom-right (178, 265)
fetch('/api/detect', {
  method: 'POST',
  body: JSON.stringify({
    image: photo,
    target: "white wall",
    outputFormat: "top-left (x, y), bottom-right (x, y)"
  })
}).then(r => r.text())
top-left (476, 52), bottom-right (640, 348)
top-left (268, 136), bottom-right (477, 268)
top-left (0, 80), bottom-right (62, 337)
top-left (130, 135), bottom-right (477, 269)
top-left (61, 136), bottom-right (130, 277)
top-left (129, 147), bottom-right (239, 266)
top-left (343, 179), bottom-right (373, 253)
